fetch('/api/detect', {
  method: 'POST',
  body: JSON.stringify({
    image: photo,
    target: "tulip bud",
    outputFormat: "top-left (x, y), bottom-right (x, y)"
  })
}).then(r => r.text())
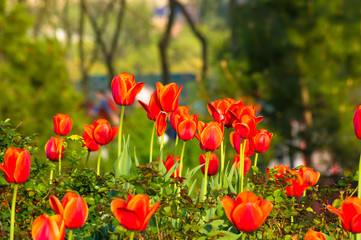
top-left (53, 113), bottom-right (72, 136)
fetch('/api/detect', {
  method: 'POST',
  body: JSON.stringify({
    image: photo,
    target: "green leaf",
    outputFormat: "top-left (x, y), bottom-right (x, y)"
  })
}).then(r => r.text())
top-left (113, 135), bottom-right (132, 177)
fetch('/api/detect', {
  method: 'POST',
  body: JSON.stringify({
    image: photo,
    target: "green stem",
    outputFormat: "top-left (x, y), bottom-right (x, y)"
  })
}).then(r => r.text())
top-left (220, 140), bottom-right (225, 187)
top-left (202, 152), bottom-right (211, 201)
top-left (58, 137), bottom-right (63, 175)
top-left (85, 151), bottom-right (90, 167)
top-left (179, 141), bottom-right (186, 177)
top-left (118, 106), bottom-right (125, 156)
top-left (239, 140), bottom-right (245, 192)
top-left (96, 146), bottom-right (103, 176)
top-left (149, 122), bottom-right (156, 163)
top-left (241, 232), bottom-right (246, 240)
top-left (254, 153), bottom-right (258, 167)
top-left (68, 229), bottom-right (73, 240)
top-left (10, 184), bottom-right (18, 240)
top-left (159, 133), bottom-right (165, 163)
top-left (129, 231), bottom-right (135, 240)
top-left (49, 169), bottom-right (53, 185)
top-left (175, 135), bottom-right (179, 148)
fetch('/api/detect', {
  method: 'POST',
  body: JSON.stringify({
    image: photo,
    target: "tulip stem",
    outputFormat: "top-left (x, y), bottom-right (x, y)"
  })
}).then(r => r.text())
top-left (175, 135), bottom-right (179, 148)
top-left (129, 231), bottom-right (135, 240)
top-left (159, 133), bottom-right (165, 163)
top-left (10, 184), bottom-right (18, 240)
top-left (49, 169), bottom-right (53, 184)
top-left (202, 152), bottom-right (211, 201)
top-left (85, 151), bottom-right (90, 167)
top-left (150, 122), bottom-right (156, 163)
top-left (96, 146), bottom-right (103, 176)
top-left (58, 137), bottom-right (63, 175)
top-left (220, 140), bottom-right (225, 187)
top-left (254, 153), bottom-right (258, 167)
top-left (179, 141), bottom-right (186, 177)
top-left (68, 229), bottom-right (73, 240)
top-left (118, 106), bottom-right (125, 157)
top-left (239, 140), bottom-right (245, 192)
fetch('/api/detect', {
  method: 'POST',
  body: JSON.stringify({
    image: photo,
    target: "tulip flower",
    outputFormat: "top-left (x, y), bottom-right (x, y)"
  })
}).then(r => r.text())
top-left (156, 112), bottom-right (168, 137)
top-left (230, 131), bottom-right (254, 156)
top-left (304, 230), bottom-right (326, 240)
top-left (327, 197), bottom-right (361, 233)
top-left (229, 105), bottom-right (263, 139)
top-left (45, 137), bottom-right (65, 161)
top-left (174, 113), bottom-right (198, 141)
top-left (200, 153), bottom-right (219, 176)
top-left (93, 119), bottom-right (118, 146)
top-left (155, 82), bottom-right (183, 113)
top-left (299, 166), bottom-right (320, 187)
top-left (111, 72), bottom-right (145, 106)
top-left (195, 121), bottom-right (224, 152)
top-left (0, 147), bottom-right (31, 184)
top-left (266, 164), bottom-right (290, 180)
top-left (285, 170), bottom-right (309, 197)
top-left (162, 155), bottom-right (182, 178)
top-left (50, 192), bottom-right (88, 229)
top-left (250, 129), bottom-right (273, 153)
top-left (222, 191), bottom-right (273, 232)
top-left (53, 113), bottom-right (72, 136)
top-left (83, 124), bottom-right (100, 152)
top-left (207, 98), bottom-right (237, 127)
top-left (353, 105), bottom-right (361, 140)
top-left (138, 91), bottom-right (162, 121)
top-left (170, 106), bottom-right (190, 130)
top-left (111, 194), bottom-right (160, 231)
top-left (32, 214), bottom-right (65, 240)
top-left (233, 154), bottom-right (252, 175)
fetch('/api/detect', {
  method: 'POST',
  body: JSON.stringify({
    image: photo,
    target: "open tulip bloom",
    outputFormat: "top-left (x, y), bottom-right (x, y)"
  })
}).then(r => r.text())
top-left (32, 214), bottom-right (65, 240)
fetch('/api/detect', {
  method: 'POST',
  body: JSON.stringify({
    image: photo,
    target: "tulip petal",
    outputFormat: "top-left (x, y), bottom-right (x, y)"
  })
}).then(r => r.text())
top-left (127, 194), bottom-right (149, 220)
top-left (232, 202), bottom-right (264, 232)
top-left (0, 164), bottom-right (12, 182)
top-left (13, 150), bottom-right (30, 183)
top-left (177, 119), bottom-right (197, 141)
top-left (124, 82), bottom-right (145, 105)
top-left (63, 197), bottom-right (88, 229)
top-left (141, 201), bottom-right (160, 230)
top-left (50, 195), bottom-right (64, 215)
top-left (156, 113), bottom-right (167, 137)
top-left (117, 209), bottom-right (143, 231)
top-left (351, 213), bottom-right (361, 233)
top-left (222, 196), bottom-right (235, 225)
top-left (111, 199), bottom-right (126, 225)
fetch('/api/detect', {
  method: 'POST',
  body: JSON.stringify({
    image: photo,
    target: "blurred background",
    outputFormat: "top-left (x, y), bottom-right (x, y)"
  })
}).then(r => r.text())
top-left (1, 0), bottom-right (361, 179)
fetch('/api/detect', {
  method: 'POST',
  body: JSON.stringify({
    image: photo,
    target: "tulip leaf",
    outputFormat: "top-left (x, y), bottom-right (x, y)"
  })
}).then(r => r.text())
top-left (322, 233), bottom-right (335, 240)
top-left (188, 179), bottom-right (197, 196)
top-left (134, 147), bottom-right (139, 167)
top-left (113, 135), bottom-right (132, 177)
top-left (164, 161), bottom-right (179, 180)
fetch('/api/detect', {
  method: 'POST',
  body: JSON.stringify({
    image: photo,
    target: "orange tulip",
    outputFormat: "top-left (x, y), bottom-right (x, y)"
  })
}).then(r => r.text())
top-left (32, 214), bottom-right (65, 240)
top-left (250, 129), bottom-right (273, 153)
top-left (53, 113), bottom-right (72, 136)
top-left (304, 230), bottom-right (326, 240)
top-left (170, 106), bottom-right (189, 130)
top-left (207, 98), bottom-right (237, 127)
top-left (0, 147), bottom-right (31, 184)
top-left (162, 155), bottom-right (182, 178)
top-left (230, 131), bottom-right (254, 156)
top-left (222, 191), bottom-right (273, 232)
top-left (50, 192), bottom-right (88, 229)
top-left (266, 164), bottom-right (290, 180)
top-left (353, 105), bottom-right (361, 139)
top-left (299, 167), bottom-right (320, 187)
top-left (83, 124), bottom-right (100, 152)
top-left (233, 154), bottom-right (252, 175)
top-left (327, 197), bottom-right (361, 233)
top-left (174, 112), bottom-right (198, 141)
top-left (195, 121), bottom-right (224, 152)
top-left (200, 153), bottom-right (219, 176)
top-left (45, 137), bottom-right (65, 161)
top-left (111, 194), bottom-right (160, 231)
top-left (155, 82), bottom-right (182, 112)
top-left (285, 170), bottom-right (309, 197)
top-left (229, 105), bottom-right (263, 139)
top-left (138, 91), bottom-right (161, 121)
top-left (93, 119), bottom-right (118, 145)
top-left (155, 112), bottom-right (168, 137)
top-left (111, 72), bottom-right (145, 106)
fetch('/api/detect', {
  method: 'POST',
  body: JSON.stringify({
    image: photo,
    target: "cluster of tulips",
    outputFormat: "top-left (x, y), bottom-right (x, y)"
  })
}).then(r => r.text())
top-left (2, 72), bottom-right (361, 239)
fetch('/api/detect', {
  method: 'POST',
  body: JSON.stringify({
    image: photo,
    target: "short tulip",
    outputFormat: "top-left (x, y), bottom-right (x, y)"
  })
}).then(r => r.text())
top-left (299, 167), bottom-right (320, 187)
top-left (111, 194), bottom-right (160, 231)
top-left (32, 214), bottom-right (65, 240)
top-left (83, 124), bottom-right (100, 151)
top-left (195, 121), bottom-right (224, 152)
top-left (162, 155), bottom-right (182, 178)
top-left (111, 72), bottom-right (145, 106)
top-left (50, 192), bottom-right (88, 229)
top-left (222, 191), bottom-right (273, 232)
top-left (285, 170), bottom-right (309, 197)
top-left (327, 197), bottom-right (361, 233)
top-left (233, 154), bottom-right (252, 175)
top-left (353, 105), bottom-right (361, 139)
top-left (200, 153), bottom-right (219, 176)
top-left (229, 131), bottom-right (254, 156)
top-left (0, 147), bottom-right (31, 184)
top-left (207, 98), bottom-right (237, 127)
top-left (53, 113), bottom-right (72, 136)
top-left (45, 137), bottom-right (65, 161)
top-left (266, 164), bottom-right (290, 179)
top-left (170, 106), bottom-right (190, 130)
top-left (174, 113), bottom-right (198, 141)
top-left (304, 230), bottom-right (326, 240)
top-left (93, 119), bottom-right (118, 145)
top-left (250, 129), bottom-right (273, 153)
top-left (155, 82), bottom-right (182, 113)
top-left (230, 105), bottom-right (263, 139)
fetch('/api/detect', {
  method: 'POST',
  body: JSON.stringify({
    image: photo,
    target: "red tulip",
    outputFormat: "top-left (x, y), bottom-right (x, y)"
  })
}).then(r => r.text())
top-left (222, 191), bottom-right (273, 232)
top-left (229, 131), bottom-right (254, 156)
top-left (170, 106), bottom-right (189, 130)
top-left (138, 91), bottom-right (162, 121)
top-left (200, 153), bottom-right (219, 176)
top-left (207, 98), bottom-right (237, 127)
top-left (304, 230), bottom-right (326, 240)
top-left (111, 72), bottom-right (145, 106)
top-left (299, 167), bottom-right (320, 187)
top-left (45, 137), bottom-right (65, 161)
top-left (53, 113), bottom-right (72, 136)
top-left (285, 170), bottom-right (309, 197)
top-left (93, 119), bottom-right (118, 145)
top-left (156, 112), bottom-right (168, 137)
top-left (155, 82), bottom-right (182, 112)
top-left (266, 164), bottom-right (290, 179)
top-left (327, 197), bottom-right (361, 233)
top-left (162, 155), bottom-right (182, 178)
top-left (0, 147), bottom-right (31, 184)
top-left (233, 154), bottom-right (252, 175)
top-left (50, 192), bottom-right (88, 229)
top-left (83, 124), bottom-right (100, 151)
top-left (195, 121), bottom-right (224, 152)
top-left (229, 105), bottom-right (263, 139)
top-left (250, 129), bottom-right (273, 153)
top-left (174, 113), bottom-right (198, 141)
top-left (353, 105), bottom-right (361, 139)
top-left (111, 194), bottom-right (160, 231)
top-left (32, 214), bottom-right (65, 240)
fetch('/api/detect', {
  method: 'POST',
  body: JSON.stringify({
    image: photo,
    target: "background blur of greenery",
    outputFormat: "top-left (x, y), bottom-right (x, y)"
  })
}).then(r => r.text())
top-left (0, 0), bottom-right (361, 176)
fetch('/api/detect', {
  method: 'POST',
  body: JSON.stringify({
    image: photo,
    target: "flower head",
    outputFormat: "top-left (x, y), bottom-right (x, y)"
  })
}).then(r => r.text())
top-left (0, 147), bottom-right (31, 184)
top-left (162, 155), bottom-right (182, 178)
top-left (155, 82), bottom-right (182, 113)
top-left (53, 113), bottom-right (72, 136)
top-left (353, 105), bottom-right (361, 139)
top-left (233, 154), bottom-right (252, 175)
top-left (195, 121), bottom-right (224, 152)
top-left (93, 119), bottom-right (118, 145)
top-left (45, 137), bottom-right (65, 161)
top-left (111, 72), bottom-right (145, 106)
top-left (199, 153), bottom-right (219, 176)
top-left (32, 214), bottom-right (65, 240)
top-left (83, 124), bottom-right (100, 151)
top-left (207, 98), bottom-right (237, 127)
top-left (250, 129), bottom-right (273, 153)
top-left (304, 230), bottom-right (326, 240)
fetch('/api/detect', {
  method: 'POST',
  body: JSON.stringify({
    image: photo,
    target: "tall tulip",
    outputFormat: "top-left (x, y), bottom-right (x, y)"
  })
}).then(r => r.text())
top-left (170, 106), bottom-right (190, 131)
top-left (304, 230), bottom-right (326, 240)
top-left (45, 137), bottom-right (65, 161)
top-left (111, 72), bottom-right (145, 106)
top-left (155, 82), bottom-right (182, 113)
top-left (207, 98), bottom-right (237, 127)
top-left (353, 105), bottom-right (361, 140)
top-left (222, 191), bottom-right (273, 232)
top-left (327, 197), bottom-right (361, 233)
top-left (230, 131), bottom-right (254, 156)
top-left (250, 129), bottom-right (273, 153)
top-left (53, 113), bottom-right (72, 136)
top-left (200, 153), bottom-right (219, 176)
top-left (230, 105), bottom-right (263, 139)
top-left (195, 121), bottom-right (224, 152)
top-left (0, 147), bottom-right (31, 240)
top-left (285, 170), bottom-right (309, 197)
top-left (299, 166), bottom-right (320, 187)
top-left (233, 154), bottom-right (252, 175)
top-left (111, 194), bottom-right (160, 231)
top-left (32, 214), bottom-right (65, 240)
top-left (50, 192), bottom-right (88, 230)
top-left (162, 155), bottom-right (182, 178)
top-left (83, 124), bottom-right (100, 152)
